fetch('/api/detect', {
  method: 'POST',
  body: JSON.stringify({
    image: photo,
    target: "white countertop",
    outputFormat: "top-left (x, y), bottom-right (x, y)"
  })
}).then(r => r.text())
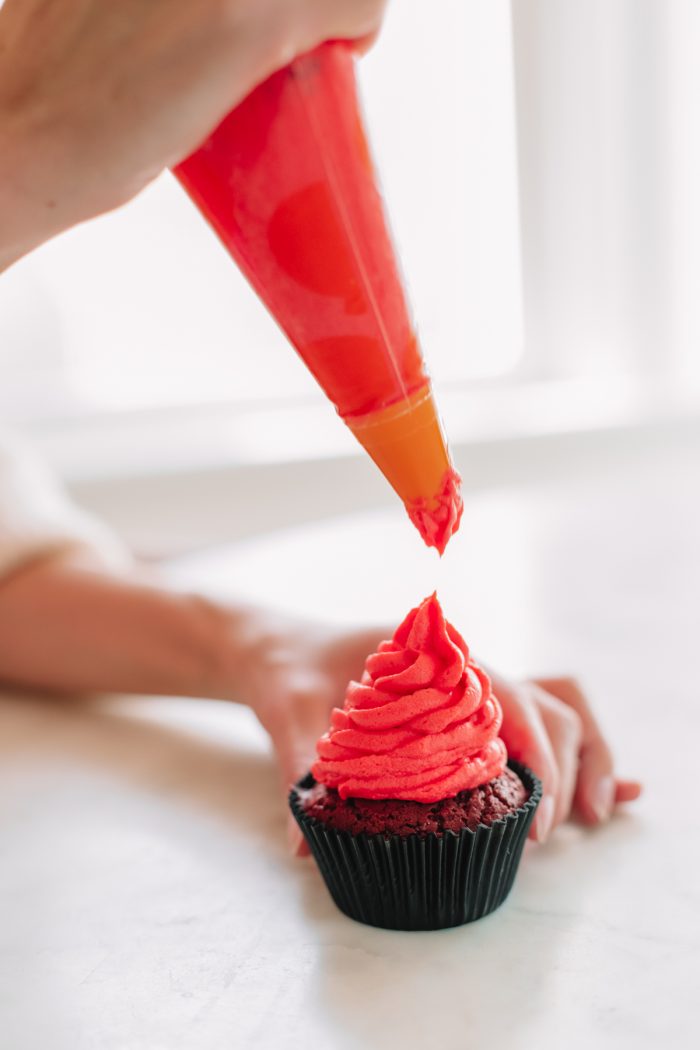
top-left (1, 440), bottom-right (697, 1050)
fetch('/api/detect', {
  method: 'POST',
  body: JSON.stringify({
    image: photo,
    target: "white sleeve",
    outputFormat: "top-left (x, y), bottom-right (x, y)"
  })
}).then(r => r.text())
top-left (0, 432), bottom-right (130, 578)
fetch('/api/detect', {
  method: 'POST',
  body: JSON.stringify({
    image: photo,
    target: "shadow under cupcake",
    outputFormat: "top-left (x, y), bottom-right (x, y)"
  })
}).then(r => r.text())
top-left (289, 594), bottom-right (541, 931)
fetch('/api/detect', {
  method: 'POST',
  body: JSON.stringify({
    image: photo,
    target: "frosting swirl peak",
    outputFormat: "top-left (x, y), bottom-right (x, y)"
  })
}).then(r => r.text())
top-left (312, 594), bottom-right (507, 802)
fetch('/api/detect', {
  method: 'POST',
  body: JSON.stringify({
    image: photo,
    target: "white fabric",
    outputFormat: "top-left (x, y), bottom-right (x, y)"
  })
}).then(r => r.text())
top-left (0, 433), bottom-right (129, 578)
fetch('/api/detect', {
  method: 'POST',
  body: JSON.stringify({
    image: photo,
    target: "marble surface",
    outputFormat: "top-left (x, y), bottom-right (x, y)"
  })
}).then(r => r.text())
top-left (1, 441), bottom-right (698, 1050)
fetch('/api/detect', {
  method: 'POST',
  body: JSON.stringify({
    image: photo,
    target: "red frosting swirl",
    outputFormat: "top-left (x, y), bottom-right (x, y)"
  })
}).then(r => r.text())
top-left (312, 594), bottom-right (507, 802)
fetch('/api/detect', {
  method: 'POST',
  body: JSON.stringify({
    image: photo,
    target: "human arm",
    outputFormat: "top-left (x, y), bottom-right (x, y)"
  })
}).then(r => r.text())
top-left (0, 546), bottom-right (641, 850)
top-left (0, 432), bottom-right (640, 850)
top-left (0, 547), bottom-right (388, 861)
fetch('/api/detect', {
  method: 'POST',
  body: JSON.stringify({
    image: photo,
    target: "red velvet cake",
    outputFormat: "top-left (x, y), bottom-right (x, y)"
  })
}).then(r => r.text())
top-left (299, 766), bottom-right (527, 838)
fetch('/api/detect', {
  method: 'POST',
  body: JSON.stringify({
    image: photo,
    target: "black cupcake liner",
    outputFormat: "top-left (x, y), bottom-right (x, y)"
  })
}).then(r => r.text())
top-left (289, 760), bottom-right (541, 931)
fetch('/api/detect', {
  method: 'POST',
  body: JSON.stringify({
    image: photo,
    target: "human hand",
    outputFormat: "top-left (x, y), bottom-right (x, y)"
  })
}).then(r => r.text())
top-left (241, 617), bottom-right (641, 854)
top-left (490, 672), bottom-right (642, 844)
top-left (0, 534), bottom-right (641, 851)
top-left (0, 0), bottom-right (387, 265)
top-left (234, 613), bottom-right (386, 855)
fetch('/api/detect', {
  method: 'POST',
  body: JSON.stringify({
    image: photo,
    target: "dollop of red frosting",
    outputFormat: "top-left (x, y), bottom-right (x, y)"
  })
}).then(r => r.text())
top-left (406, 468), bottom-right (464, 556)
top-left (312, 594), bottom-right (507, 802)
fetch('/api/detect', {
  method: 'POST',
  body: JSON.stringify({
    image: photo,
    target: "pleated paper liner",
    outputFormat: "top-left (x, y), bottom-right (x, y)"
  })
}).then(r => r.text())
top-left (289, 760), bottom-right (542, 931)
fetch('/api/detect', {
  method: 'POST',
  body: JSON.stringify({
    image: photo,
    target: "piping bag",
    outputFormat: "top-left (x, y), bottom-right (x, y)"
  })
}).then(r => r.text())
top-left (174, 42), bottom-right (463, 554)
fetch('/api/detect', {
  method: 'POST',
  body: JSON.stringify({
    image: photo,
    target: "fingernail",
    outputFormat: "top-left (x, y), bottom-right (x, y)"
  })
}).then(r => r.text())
top-left (534, 794), bottom-right (555, 844)
top-left (592, 775), bottom-right (615, 823)
top-left (287, 817), bottom-right (304, 857)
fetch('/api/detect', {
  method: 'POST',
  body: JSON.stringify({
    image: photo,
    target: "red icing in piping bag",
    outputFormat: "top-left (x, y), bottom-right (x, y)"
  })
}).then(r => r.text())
top-left (174, 43), bottom-right (462, 552)
top-left (312, 594), bottom-right (507, 802)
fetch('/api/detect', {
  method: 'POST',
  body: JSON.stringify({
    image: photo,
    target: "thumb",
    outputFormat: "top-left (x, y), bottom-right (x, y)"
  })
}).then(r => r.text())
top-left (352, 28), bottom-right (382, 55)
top-left (273, 730), bottom-right (313, 859)
top-left (267, 704), bottom-right (329, 858)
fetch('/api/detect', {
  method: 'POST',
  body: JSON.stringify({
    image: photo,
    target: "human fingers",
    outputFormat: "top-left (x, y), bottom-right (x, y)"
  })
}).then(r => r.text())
top-left (351, 28), bottom-right (382, 55)
top-left (492, 676), bottom-right (560, 844)
top-left (616, 780), bottom-right (643, 803)
top-left (263, 680), bottom-right (332, 857)
top-left (307, 0), bottom-right (388, 47)
top-left (268, 717), bottom-right (313, 858)
top-left (532, 687), bottom-right (583, 829)
top-left (534, 677), bottom-right (642, 824)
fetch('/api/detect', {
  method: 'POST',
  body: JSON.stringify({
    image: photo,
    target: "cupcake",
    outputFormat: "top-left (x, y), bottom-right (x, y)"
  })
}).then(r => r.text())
top-left (289, 594), bottom-right (541, 930)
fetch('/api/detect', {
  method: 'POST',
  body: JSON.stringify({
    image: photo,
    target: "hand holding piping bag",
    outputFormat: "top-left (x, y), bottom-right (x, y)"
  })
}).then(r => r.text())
top-left (0, 0), bottom-right (387, 270)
